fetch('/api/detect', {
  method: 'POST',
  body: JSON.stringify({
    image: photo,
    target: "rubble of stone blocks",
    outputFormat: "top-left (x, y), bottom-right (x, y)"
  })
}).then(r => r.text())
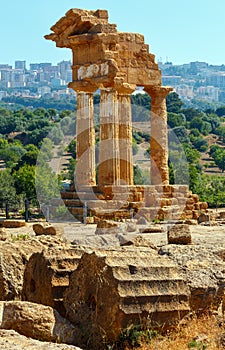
top-left (22, 246), bottom-right (83, 316)
top-left (64, 248), bottom-right (190, 349)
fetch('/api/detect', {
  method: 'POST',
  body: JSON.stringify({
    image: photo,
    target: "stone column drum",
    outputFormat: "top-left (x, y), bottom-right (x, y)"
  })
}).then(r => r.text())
top-left (75, 91), bottom-right (96, 186)
top-left (145, 87), bottom-right (173, 185)
top-left (117, 87), bottom-right (135, 186)
top-left (98, 88), bottom-right (120, 186)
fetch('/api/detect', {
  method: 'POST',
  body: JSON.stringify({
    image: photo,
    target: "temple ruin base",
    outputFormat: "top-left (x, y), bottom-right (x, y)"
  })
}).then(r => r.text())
top-left (61, 185), bottom-right (208, 222)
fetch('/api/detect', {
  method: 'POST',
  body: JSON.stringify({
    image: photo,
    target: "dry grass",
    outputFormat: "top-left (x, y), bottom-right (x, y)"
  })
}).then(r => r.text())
top-left (136, 314), bottom-right (225, 350)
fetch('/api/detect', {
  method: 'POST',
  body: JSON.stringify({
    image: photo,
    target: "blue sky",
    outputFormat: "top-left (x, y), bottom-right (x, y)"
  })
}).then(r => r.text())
top-left (1, 0), bottom-right (225, 67)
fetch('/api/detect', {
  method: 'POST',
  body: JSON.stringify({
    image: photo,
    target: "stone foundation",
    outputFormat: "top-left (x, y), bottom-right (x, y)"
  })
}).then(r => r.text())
top-left (61, 184), bottom-right (208, 222)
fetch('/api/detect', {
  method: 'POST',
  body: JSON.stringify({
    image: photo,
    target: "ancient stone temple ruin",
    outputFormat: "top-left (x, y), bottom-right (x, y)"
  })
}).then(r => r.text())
top-left (46, 8), bottom-right (207, 221)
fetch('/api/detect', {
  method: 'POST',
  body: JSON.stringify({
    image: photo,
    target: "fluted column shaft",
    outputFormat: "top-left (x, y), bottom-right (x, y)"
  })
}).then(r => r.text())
top-left (145, 86), bottom-right (173, 185)
top-left (118, 90), bottom-right (134, 185)
top-left (75, 92), bottom-right (96, 186)
top-left (98, 88), bottom-right (120, 186)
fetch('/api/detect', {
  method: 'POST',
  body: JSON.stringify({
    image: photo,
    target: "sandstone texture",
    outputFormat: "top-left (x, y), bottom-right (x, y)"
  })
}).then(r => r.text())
top-left (0, 235), bottom-right (69, 301)
top-left (45, 8), bottom-right (171, 188)
top-left (0, 330), bottom-right (82, 350)
top-left (0, 301), bottom-right (77, 344)
top-left (33, 223), bottom-right (64, 236)
top-left (159, 245), bottom-right (225, 313)
top-left (64, 248), bottom-right (190, 349)
top-left (167, 223), bottom-right (192, 245)
top-left (95, 219), bottom-right (125, 235)
top-left (3, 220), bottom-right (26, 228)
top-left (23, 246), bottom-right (83, 316)
top-left (0, 218), bottom-right (225, 349)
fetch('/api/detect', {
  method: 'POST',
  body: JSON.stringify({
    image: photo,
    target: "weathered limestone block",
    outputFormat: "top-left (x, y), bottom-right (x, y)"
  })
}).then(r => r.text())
top-left (219, 211), bottom-right (225, 219)
top-left (0, 301), bottom-right (77, 344)
top-left (45, 9), bottom-right (161, 86)
top-left (95, 219), bottom-right (125, 235)
top-left (33, 223), bottom-right (64, 236)
top-left (0, 329), bottom-right (82, 350)
top-left (64, 248), bottom-right (190, 349)
top-left (159, 245), bottom-right (225, 314)
top-left (194, 203), bottom-right (201, 210)
top-left (33, 223), bottom-right (47, 235)
top-left (23, 247), bottom-right (83, 316)
top-left (200, 202), bottom-right (208, 210)
top-left (0, 239), bottom-right (48, 301)
top-left (118, 235), bottom-right (158, 249)
top-left (3, 220), bottom-right (26, 228)
top-left (198, 213), bottom-right (210, 223)
top-left (167, 224), bottom-right (192, 245)
top-left (192, 194), bottom-right (199, 203)
top-left (0, 236), bottom-right (70, 302)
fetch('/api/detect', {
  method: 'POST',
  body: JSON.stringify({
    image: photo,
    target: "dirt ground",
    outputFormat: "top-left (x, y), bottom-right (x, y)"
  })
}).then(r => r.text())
top-left (5, 216), bottom-right (225, 250)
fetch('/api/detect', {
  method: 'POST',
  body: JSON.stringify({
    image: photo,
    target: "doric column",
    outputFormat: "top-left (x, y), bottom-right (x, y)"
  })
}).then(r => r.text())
top-left (98, 88), bottom-right (120, 186)
top-left (117, 85), bottom-right (135, 185)
top-left (145, 86), bottom-right (173, 185)
top-left (75, 91), bottom-right (96, 186)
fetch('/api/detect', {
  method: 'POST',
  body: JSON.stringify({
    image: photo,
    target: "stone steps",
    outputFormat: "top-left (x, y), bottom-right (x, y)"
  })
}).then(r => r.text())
top-left (112, 265), bottom-right (183, 279)
top-left (123, 295), bottom-right (189, 307)
top-left (117, 279), bottom-right (188, 296)
top-left (122, 299), bottom-right (190, 313)
top-left (61, 185), bottom-right (207, 222)
top-left (64, 248), bottom-right (190, 347)
top-left (23, 248), bottom-right (83, 316)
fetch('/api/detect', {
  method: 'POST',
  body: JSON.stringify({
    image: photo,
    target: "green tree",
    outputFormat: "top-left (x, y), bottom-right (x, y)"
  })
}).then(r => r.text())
top-left (13, 165), bottom-right (36, 201)
top-left (36, 163), bottom-right (62, 205)
top-left (215, 106), bottom-right (225, 117)
top-left (213, 148), bottom-right (225, 172)
top-left (170, 126), bottom-right (189, 144)
top-left (168, 112), bottom-right (186, 128)
top-left (192, 137), bottom-right (208, 152)
top-left (0, 169), bottom-right (18, 208)
top-left (182, 108), bottom-right (204, 122)
top-left (166, 92), bottom-right (183, 113)
top-left (67, 139), bottom-right (76, 158)
top-left (215, 125), bottom-right (225, 142)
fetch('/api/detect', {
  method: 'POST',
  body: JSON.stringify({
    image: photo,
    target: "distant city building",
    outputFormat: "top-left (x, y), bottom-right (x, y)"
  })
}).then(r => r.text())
top-left (174, 85), bottom-right (194, 100)
top-left (50, 78), bottom-right (65, 87)
top-left (1, 59), bottom-right (225, 103)
top-left (0, 91), bottom-right (7, 100)
top-left (58, 60), bottom-right (72, 82)
top-left (196, 86), bottom-right (219, 101)
top-left (0, 64), bottom-right (12, 69)
top-left (38, 86), bottom-right (51, 96)
top-left (190, 61), bottom-right (208, 70)
top-left (30, 63), bottom-right (52, 71)
top-left (15, 60), bottom-right (26, 70)
top-left (206, 73), bottom-right (225, 88)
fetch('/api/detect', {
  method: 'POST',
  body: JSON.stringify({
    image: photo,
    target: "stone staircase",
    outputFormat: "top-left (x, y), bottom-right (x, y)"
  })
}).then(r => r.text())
top-left (61, 184), bottom-right (208, 222)
top-left (64, 247), bottom-right (190, 349)
top-left (22, 247), bottom-right (83, 316)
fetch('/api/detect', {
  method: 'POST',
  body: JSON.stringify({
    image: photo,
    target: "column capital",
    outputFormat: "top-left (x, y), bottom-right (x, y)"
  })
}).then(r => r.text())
top-left (69, 81), bottom-right (99, 93)
top-left (144, 86), bottom-right (173, 99)
top-left (112, 78), bottom-right (136, 95)
top-left (116, 84), bottom-right (136, 96)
